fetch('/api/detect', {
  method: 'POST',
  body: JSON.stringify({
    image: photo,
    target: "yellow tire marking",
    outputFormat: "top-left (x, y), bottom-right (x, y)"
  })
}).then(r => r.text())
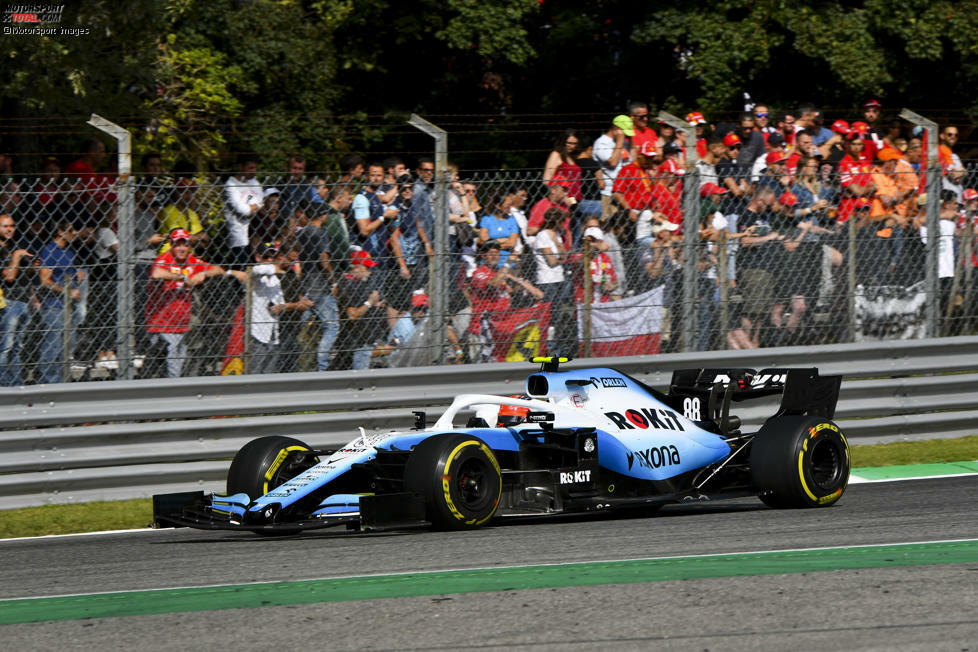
top-left (798, 437), bottom-right (819, 503)
top-left (441, 440), bottom-right (502, 525)
top-left (263, 445), bottom-right (310, 495)
top-left (798, 423), bottom-right (846, 505)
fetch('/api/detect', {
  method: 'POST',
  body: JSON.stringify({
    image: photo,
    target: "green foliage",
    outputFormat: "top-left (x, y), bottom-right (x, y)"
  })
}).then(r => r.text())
top-left (631, 0), bottom-right (978, 116)
top-left (143, 42), bottom-right (245, 167)
top-left (437, 0), bottom-right (539, 67)
top-left (3, 0), bottom-right (978, 171)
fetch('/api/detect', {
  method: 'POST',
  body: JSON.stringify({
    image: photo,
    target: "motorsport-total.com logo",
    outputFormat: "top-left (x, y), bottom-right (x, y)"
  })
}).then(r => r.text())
top-left (3, 4), bottom-right (90, 36)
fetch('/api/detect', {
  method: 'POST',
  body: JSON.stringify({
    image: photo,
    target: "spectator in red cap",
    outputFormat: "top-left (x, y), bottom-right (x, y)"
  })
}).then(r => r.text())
top-left (861, 99), bottom-right (884, 141)
top-left (146, 228), bottom-right (227, 378)
top-left (717, 132), bottom-right (750, 203)
top-left (837, 134), bottom-right (877, 222)
top-left (328, 247), bottom-right (386, 371)
top-left (823, 120), bottom-right (851, 170)
top-left (756, 150), bottom-right (791, 197)
top-left (850, 121), bottom-right (878, 162)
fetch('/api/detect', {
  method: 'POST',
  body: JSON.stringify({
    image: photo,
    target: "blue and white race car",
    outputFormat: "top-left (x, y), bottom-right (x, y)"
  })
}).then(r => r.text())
top-left (153, 358), bottom-right (850, 534)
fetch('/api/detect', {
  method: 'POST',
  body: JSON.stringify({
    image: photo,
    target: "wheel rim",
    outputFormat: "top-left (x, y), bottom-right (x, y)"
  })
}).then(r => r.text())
top-left (455, 457), bottom-right (493, 512)
top-left (809, 438), bottom-right (843, 490)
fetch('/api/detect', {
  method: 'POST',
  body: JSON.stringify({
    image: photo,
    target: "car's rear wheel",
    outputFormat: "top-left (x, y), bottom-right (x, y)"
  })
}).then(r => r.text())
top-left (750, 415), bottom-right (850, 508)
top-left (227, 436), bottom-right (318, 500)
top-left (404, 434), bottom-right (502, 530)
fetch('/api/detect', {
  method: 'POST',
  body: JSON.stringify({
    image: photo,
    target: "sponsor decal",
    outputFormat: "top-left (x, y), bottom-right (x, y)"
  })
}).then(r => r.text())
top-left (817, 488), bottom-right (843, 504)
top-left (808, 422), bottom-right (839, 438)
top-left (626, 445), bottom-right (681, 471)
top-left (559, 470), bottom-right (592, 484)
top-left (625, 409), bottom-right (648, 428)
top-left (604, 408), bottom-right (685, 431)
top-left (572, 394), bottom-right (585, 407)
top-left (600, 377), bottom-right (627, 388)
top-left (714, 373), bottom-right (786, 387)
top-left (266, 485), bottom-right (300, 498)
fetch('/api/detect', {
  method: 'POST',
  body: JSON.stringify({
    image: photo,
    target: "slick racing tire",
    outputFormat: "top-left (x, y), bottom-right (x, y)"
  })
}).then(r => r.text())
top-left (404, 434), bottom-right (502, 530)
top-left (749, 415), bottom-right (850, 508)
top-left (227, 436), bottom-right (318, 500)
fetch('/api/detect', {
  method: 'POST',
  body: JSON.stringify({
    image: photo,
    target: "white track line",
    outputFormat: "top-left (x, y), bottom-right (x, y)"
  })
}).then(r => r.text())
top-left (849, 471), bottom-right (978, 484)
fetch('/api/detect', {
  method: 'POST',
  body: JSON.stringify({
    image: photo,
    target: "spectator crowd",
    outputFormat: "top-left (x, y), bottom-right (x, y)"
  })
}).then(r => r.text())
top-left (0, 98), bottom-right (976, 384)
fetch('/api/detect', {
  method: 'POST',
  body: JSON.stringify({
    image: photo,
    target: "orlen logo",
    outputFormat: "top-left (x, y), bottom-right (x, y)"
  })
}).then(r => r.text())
top-left (604, 408), bottom-right (684, 431)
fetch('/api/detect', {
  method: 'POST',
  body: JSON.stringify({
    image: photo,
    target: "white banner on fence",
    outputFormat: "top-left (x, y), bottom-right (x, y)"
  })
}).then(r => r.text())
top-left (854, 281), bottom-right (927, 341)
top-left (577, 286), bottom-right (665, 356)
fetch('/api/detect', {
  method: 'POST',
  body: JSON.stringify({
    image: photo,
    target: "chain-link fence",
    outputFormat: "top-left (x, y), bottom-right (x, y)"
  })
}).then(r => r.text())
top-left (0, 157), bottom-right (975, 384)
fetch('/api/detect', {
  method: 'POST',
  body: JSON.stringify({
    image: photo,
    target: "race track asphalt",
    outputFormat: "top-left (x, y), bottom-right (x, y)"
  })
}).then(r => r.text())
top-left (2, 475), bottom-right (977, 650)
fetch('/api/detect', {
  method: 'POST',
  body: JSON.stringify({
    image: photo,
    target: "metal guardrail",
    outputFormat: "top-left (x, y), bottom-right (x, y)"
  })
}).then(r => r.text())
top-left (1, 335), bottom-right (976, 509)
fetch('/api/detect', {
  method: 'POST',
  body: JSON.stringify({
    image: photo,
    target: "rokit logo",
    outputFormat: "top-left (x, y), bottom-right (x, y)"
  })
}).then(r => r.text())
top-left (627, 445), bottom-right (681, 471)
top-left (604, 408), bottom-right (685, 431)
top-left (559, 470), bottom-right (592, 484)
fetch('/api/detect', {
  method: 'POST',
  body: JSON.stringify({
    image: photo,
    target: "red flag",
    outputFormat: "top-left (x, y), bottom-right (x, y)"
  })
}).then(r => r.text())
top-left (221, 302), bottom-right (246, 375)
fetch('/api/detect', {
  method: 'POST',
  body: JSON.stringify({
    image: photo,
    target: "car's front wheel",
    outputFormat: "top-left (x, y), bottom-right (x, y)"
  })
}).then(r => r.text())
top-left (227, 435), bottom-right (318, 500)
top-left (404, 434), bottom-right (502, 530)
top-left (750, 415), bottom-right (850, 508)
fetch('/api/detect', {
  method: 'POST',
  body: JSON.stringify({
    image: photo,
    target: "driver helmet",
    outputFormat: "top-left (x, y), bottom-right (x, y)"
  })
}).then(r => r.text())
top-left (497, 394), bottom-right (531, 426)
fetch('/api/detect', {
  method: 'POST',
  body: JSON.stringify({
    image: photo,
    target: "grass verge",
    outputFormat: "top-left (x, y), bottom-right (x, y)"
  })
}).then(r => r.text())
top-left (850, 435), bottom-right (978, 468)
top-left (2, 436), bottom-right (977, 540)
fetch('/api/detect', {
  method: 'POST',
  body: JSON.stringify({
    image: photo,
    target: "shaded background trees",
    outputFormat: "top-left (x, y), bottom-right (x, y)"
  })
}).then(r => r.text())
top-left (2, 0), bottom-right (977, 171)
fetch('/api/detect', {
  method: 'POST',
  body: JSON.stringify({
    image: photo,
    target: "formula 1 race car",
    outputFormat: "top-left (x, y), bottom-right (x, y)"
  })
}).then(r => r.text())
top-left (153, 358), bottom-right (850, 535)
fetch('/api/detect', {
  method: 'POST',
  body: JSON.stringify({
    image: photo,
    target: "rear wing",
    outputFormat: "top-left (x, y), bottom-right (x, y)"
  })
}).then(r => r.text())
top-left (667, 367), bottom-right (842, 434)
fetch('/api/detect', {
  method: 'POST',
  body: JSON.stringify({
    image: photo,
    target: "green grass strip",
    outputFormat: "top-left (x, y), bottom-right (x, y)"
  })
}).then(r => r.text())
top-left (850, 435), bottom-right (978, 468)
top-left (2, 539), bottom-right (976, 625)
top-left (852, 461), bottom-right (978, 481)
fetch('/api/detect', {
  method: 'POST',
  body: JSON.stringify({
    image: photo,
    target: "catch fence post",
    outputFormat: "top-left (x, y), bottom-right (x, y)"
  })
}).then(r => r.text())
top-left (657, 111), bottom-right (699, 352)
top-left (87, 114), bottom-right (134, 380)
top-left (899, 109), bottom-right (940, 338)
top-left (407, 115), bottom-right (448, 365)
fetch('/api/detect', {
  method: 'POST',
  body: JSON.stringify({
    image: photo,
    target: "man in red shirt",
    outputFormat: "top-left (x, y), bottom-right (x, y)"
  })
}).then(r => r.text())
top-left (837, 135), bottom-right (877, 222)
top-left (652, 157), bottom-right (683, 228)
top-left (613, 141), bottom-right (658, 239)
top-left (146, 228), bottom-right (226, 377)
top-left (628, 102), bottom-right (658, 154)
